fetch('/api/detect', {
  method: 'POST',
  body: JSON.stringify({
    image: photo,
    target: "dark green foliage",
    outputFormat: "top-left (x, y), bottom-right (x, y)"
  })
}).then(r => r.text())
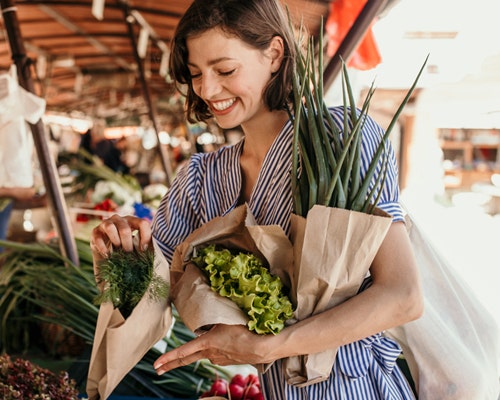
top-left (94, 247), bottom-right (169, 318)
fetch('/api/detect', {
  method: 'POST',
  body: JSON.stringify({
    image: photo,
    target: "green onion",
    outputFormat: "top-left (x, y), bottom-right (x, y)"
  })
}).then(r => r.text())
top-left (290, 21), bottom-right (428, 216)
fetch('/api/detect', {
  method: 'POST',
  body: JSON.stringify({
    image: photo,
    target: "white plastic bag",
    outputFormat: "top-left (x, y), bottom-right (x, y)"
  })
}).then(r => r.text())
top-left (386, 212), bottom-right (500, 400)
top-left (0, 67), bottom-right (46, 188)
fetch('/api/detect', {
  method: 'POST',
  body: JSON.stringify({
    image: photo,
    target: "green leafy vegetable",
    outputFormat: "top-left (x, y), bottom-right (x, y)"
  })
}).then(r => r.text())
top-left (192, 244), bottom-right (294, 335)
top-left (94, 247), bottom-right (169, 318)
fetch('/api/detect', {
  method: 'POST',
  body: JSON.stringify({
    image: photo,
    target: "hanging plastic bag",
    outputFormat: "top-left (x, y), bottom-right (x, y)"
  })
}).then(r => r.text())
top-left (0, 67), bottom-right (46, 188)
top-left (386, 211), bottom-right (500, 399)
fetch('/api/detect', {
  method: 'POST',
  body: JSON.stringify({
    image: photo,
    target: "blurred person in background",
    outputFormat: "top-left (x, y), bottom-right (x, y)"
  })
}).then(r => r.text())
top-left (0, 187), bottom-right (36, 252)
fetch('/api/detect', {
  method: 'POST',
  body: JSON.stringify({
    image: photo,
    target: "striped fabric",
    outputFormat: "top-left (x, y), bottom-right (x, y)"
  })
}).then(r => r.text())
top-left (152, 107), bottom-right (414, 399)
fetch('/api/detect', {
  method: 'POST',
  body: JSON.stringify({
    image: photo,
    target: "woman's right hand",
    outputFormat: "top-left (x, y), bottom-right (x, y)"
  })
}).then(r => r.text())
top-left (90, 214), bottom-right (152, 266)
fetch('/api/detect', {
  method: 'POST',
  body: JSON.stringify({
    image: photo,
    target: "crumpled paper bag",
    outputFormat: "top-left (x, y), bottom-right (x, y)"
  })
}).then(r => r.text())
top-left (169, 204), bottom-right (293, 372)
top-left (170, 204), bottom-right (392, 387)
top-left (86, 239), bottom-right (173, 400)
top-left (283, 205), bottom-right (392, 386)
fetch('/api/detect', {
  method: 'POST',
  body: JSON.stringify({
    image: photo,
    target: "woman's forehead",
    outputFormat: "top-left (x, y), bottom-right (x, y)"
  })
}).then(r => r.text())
top-left (187, 29), bottom-right (259, 64)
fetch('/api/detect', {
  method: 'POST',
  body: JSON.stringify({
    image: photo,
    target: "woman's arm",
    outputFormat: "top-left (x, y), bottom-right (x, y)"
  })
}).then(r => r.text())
top-left (0, 186), bottom-right (36, 200)
top-left (153, 220), bottom-right (423, 373)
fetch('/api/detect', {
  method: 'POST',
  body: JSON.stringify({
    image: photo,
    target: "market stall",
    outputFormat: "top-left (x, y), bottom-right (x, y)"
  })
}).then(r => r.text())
top-left (0, 0), bottom-right (390, 262)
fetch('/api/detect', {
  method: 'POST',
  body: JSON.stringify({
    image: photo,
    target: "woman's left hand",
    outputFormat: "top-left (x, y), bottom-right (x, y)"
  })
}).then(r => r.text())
top-left (154, 324), bottom-right (275, 375)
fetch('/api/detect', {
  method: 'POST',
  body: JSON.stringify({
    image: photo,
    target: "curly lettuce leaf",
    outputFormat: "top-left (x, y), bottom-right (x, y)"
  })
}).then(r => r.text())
top-left (192, 244), bottom-right (294, 335)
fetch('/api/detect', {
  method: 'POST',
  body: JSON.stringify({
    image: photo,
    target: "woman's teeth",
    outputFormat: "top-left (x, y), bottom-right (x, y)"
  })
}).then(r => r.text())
top-left (212, 98), bottom-right (235, 111)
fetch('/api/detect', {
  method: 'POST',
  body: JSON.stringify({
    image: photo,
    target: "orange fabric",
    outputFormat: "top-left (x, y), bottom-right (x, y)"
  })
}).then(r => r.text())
top-left (326, 0), bottom-right (382, 70)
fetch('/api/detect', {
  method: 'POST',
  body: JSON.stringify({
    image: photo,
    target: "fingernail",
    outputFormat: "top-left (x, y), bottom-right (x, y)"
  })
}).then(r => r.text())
top-left (142, 243), bottom-right (149, 251)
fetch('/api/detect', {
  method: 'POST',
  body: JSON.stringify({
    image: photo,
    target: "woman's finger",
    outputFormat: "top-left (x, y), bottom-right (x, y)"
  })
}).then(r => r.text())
top-left (154, 339), bottom-right (205, 375)
top-left (91, 215), bottom-right (152, 254)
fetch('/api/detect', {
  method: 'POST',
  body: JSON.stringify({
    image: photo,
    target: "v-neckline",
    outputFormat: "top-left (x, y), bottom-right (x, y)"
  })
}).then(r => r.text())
top-left (232, 119), bottom-right (292, 210)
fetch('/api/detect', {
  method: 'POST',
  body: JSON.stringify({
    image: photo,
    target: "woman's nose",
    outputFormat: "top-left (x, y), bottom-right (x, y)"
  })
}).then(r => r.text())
top-left (199, 74), bottom-right (221, 99)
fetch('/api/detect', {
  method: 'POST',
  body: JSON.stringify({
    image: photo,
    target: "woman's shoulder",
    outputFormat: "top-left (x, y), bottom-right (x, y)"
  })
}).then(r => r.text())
top-left (186, 141), bottom-right (242, 170)
top-left (327, 105), bottom-right (381, 124)
top-left (326, 105), bottom-right (384, 136)
top-left (171, 141), bottom-right (242, 190)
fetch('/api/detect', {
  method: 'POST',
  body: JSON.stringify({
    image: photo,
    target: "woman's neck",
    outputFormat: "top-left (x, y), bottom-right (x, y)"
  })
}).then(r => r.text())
top-left (237, 109), bottom-right (289, 205)
top-left (240, 109), bottom-right (289, 162)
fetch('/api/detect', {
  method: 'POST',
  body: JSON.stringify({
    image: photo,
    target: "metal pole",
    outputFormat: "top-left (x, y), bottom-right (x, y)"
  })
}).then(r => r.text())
top-left (0, 0), bottom-right (79, 265)
top-left (120, 3), bottom-right (174, 187)
top-left (323, 0), bottom-right (388, 91)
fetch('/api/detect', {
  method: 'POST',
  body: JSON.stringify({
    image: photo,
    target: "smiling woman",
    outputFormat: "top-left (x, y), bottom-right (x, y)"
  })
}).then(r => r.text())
top-left (186, 28), bottom-right (285, 130)
top-left (89, 0), bottom-right (423, 399)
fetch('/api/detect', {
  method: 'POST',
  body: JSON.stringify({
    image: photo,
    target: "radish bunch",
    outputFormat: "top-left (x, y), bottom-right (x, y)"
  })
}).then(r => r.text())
top-left (201, 373), bottom-right (263, 400)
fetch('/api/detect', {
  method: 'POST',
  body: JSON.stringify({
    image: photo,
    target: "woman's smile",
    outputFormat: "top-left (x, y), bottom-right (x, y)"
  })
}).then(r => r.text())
top-left (210, 98), bottom-right (237, 113)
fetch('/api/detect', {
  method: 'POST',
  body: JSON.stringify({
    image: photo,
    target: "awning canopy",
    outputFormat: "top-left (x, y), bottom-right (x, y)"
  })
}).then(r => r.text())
top-left (0, 0), bottom-right (397, 120)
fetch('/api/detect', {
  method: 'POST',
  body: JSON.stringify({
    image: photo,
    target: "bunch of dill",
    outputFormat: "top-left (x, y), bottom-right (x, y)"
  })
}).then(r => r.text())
top-left (94, 246), bottom-right (169, 318)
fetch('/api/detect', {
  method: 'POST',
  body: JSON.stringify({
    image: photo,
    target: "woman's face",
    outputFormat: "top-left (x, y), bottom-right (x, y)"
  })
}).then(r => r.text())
top-left (186, 28), bottom-right (282, 130)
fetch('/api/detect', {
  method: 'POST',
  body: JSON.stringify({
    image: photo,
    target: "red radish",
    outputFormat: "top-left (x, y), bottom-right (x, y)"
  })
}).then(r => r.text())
top-left (244, 383), bottom-right (261, 399)
top-left (210, 378), bottom-right (228, 396)
top-left (230, 373), bottom-right (247, 387)
top-left (204, 374), bottom-right (263, 400)
top-left (245, 374), bottom-right (260, 386)
top-left (229, 382), bottom-right (245, 400)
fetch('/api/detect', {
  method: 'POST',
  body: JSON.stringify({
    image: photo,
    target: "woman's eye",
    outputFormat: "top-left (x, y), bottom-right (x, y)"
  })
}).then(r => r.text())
top-left (219, 69), bottom-right (235, 76)
top-left (190, 72), bottom-right (201, 80)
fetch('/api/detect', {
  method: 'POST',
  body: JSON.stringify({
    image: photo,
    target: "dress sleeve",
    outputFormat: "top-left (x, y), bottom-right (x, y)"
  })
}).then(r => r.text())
top-left (151, 153), bottom-right (205, 263)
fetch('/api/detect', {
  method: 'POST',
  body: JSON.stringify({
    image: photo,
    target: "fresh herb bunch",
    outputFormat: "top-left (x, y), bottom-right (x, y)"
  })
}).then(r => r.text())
top-left (0, 354), bottom-right (80, 399)
top-left (192, 244), bottom-right (294, 335)
top-left (94, 246), bottom-right (169, 318)
top-left (290, 21), bottom-right (427, 216)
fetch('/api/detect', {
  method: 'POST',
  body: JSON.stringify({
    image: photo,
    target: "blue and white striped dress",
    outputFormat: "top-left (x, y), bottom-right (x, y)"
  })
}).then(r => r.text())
top-left (152, 107), bottom-right (415, 399)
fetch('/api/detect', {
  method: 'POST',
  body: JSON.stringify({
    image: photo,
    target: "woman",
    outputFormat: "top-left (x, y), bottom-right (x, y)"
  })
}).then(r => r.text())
top-left (90, 0), bottom-right (423, 398)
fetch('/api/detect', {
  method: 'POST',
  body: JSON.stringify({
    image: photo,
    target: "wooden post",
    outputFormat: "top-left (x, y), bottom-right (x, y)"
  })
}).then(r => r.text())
top-left (1, 0), bottom-right (79, 265)
top-left (120, 2), bottom-right (174, 187)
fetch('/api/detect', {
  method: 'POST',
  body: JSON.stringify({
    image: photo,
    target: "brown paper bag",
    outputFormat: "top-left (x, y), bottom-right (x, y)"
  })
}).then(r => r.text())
top-left (170, 205), bottom-right (294, 335)
top-left (283, 205), bottom-right (392, 386)
top-left (86, 239), bottom-right (173, 400)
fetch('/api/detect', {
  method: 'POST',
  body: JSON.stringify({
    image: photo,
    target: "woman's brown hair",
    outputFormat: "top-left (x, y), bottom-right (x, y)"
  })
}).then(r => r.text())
top-left (170, 0), bottom-right (297, 123)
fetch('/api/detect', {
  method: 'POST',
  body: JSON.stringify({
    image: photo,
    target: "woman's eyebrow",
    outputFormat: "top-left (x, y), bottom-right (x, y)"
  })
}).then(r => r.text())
top-left (188, 57), bottom-right (236, 68)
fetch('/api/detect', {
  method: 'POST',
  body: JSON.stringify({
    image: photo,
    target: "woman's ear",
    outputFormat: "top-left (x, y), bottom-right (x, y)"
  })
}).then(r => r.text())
top-left (268, 36), bottom-right (285, 73)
